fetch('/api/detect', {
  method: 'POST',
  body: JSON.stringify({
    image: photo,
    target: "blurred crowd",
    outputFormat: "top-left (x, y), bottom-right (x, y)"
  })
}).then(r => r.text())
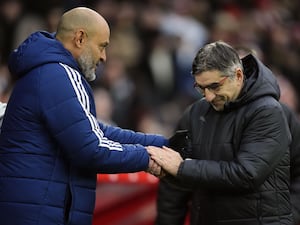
top-left (1, 0), bottom-right (300, 137)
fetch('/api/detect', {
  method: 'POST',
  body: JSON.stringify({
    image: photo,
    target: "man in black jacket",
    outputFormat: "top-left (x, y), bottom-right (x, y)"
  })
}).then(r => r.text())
top-left (147, 41), bottom-right (294, 225)
top-left (283, 103), bottom-right (300, 224)
top-left (153, 102), bottom-right (300, 225)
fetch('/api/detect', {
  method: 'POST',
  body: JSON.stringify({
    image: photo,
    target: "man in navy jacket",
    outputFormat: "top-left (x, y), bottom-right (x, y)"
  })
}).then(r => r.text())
top-left (0, 7), bottom-right (167, 225)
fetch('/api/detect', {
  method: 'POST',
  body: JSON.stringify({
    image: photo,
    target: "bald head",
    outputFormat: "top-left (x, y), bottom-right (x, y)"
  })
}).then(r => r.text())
top-left (55, 7), bottom-right (110, 81)
top-left (56, 7), bottom-right (109, 40)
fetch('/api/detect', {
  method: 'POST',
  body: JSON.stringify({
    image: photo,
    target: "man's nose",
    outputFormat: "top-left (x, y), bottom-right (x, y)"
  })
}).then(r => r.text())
top-left (204, 89), bottom-right (216, 102)
top-left (100, 50), bottom-right (107, 62)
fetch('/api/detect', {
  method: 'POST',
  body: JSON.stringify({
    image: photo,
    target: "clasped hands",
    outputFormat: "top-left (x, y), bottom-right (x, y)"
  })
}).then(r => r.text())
top-left (146, 146), bottom-right (183, 178)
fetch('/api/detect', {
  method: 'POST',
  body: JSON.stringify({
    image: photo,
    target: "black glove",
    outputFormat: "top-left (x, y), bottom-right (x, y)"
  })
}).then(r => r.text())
top-left (168, 129), bottom-right (192, 159)
top-left (164, 129), bottom-right (194, 190)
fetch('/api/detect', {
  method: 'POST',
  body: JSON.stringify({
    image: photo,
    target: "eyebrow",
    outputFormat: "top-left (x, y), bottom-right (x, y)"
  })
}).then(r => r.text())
top-left (197, 82), bottom-right (219, 89)
top-left (101, 42), bottom-right (109, 47)
top-left (195, 76), bottom-right (228, 90)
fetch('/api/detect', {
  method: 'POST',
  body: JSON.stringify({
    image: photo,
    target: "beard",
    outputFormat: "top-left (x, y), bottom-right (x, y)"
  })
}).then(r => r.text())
top-left (77, 46), bottom-right (96, 81)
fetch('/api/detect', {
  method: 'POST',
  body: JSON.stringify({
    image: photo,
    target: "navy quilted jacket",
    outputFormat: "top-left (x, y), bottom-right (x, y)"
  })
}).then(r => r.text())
top-left (0, 31), bottom-right (167, 225)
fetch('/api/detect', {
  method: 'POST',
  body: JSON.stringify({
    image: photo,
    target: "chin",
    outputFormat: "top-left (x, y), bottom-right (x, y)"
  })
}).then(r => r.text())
top-left (85, 72), bottom-right (96, 81)
top-left (212, 103), bottom-right (224, 111)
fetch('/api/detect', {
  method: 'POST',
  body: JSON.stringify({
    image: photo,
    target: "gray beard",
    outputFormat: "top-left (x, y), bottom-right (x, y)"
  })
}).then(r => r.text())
top-left (77, 57), bottom-right (96, 81)
top-left (84, 71), bottom-right (96, 81)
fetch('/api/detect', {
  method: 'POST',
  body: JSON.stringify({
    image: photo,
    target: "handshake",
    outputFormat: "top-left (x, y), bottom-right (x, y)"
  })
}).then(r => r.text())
top-left (146, 130), bottom-right (191, 178)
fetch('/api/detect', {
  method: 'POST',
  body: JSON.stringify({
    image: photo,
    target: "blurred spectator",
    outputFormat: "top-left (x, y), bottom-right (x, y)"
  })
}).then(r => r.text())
top-left (235, 44), bottom-right (300, 117)
top-left (0, 0), bottom-right (299, 135)
top-left (95, 56), bottom-right (136, 129)
top-left (45, 6), bottom-right (64, 33)
top-left (0, 64), bottom-right (11, 102)
top-left (12, 12), bottom-right (45, 50)
top-left (0, 0), bottom-right (23, 64)
top-left (158, 0), bottom-right (208, 97)
top-left (93, 87), bottom-right (117, 126)
top-left (277, 73), bottom-right (300, 118)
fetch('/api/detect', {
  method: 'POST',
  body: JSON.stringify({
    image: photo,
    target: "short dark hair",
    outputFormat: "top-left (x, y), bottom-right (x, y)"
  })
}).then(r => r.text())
top-left (191, 41), bottom-right (243, 78)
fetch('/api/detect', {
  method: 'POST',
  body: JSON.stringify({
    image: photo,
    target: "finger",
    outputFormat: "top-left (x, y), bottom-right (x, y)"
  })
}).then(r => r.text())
top-left (155, 166), bottom-right (162, 176)
top-left (147, 147), bottom-right (161, 156)
top-left (158, 169), bottom-right (167, 178)
top-left (151, 163), bottom-right (161, 176)
top-left (147, 146), bottom-right (161, 151)
top-left (150, 153), bottom-right (163, 161)
top-left (163, 145), bottom-right (175, 152)
top-left (149, 156), bottom-right (162, 167)
top-left (148, 158), bottom-right (154, 167)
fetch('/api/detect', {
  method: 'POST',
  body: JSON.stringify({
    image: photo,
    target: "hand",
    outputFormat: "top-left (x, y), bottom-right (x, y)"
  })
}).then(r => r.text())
top-left (147, 146), bottom-right (183, 176)
top-left (147, 158), bottom-right (165, 178)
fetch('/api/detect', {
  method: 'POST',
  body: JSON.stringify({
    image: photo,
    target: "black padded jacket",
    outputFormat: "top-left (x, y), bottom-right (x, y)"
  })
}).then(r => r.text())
top-left (155, 54), bottom-right (293, 225)
top-left (282, 104), bottom-right (300, 224)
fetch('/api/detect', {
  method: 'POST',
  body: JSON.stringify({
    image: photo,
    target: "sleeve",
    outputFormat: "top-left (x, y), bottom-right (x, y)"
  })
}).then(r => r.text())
top-left (282, 104), bottom-right (300, 224)
top-left (155, 106), bottom-right (193, 225)
top-left (99, 122), bottom-right (168, 147)
top-left (40, 64), bottom-right (149, 173)
top-left (177, 104), bottom-right (291, 190)
top-left (155, 179), bottom-right (191, 225)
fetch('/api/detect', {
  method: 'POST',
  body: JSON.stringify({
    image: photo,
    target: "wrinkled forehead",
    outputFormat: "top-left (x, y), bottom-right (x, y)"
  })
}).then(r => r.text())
top-left (194, 70), bottom-right (223, 82)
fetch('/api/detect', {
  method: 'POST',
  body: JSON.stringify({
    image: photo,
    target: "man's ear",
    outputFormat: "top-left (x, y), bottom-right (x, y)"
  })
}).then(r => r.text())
top-left (236, 68), bottom-right (244, 82)
top-left (74, 29), bottom-right (86, 47)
